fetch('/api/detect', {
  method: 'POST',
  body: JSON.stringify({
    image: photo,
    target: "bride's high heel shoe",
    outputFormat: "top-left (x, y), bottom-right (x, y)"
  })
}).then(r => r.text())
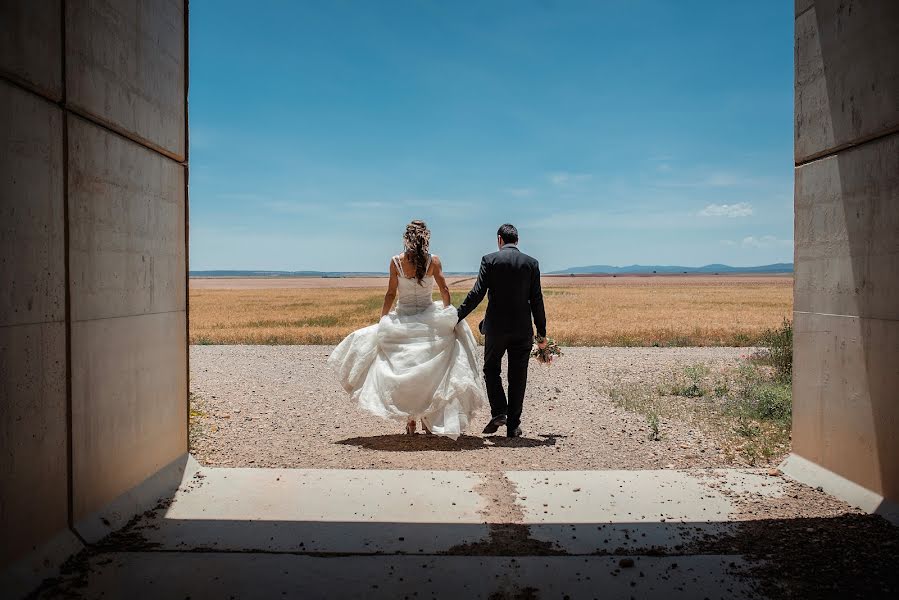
top-left (420, 417), bottom-right (432, 435)
top-left (405, 419), bottom-right (416, 435)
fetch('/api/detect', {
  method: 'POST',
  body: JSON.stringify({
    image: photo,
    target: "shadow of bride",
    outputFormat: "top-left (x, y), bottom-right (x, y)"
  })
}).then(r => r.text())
top-left (335, 433), bottom-right (559, 452)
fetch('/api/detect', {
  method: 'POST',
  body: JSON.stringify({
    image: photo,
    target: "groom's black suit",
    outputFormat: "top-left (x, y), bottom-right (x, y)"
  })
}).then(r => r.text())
top-left (457, 245), bottom-right (546, 432)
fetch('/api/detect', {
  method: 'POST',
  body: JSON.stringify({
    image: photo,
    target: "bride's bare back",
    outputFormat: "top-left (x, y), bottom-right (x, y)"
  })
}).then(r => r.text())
top-left (381, 252), bottom-right (452, 317)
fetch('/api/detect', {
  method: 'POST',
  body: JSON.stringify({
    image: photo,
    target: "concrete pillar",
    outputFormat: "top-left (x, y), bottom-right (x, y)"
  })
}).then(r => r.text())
top-left (63, 0), bottom-right (189, 525)
top-left (68, 115), bottom-right (187, 521)
top-left (1, 0), bottom-right (189, 586)
top-left (786, 0), bottom-right (899, 518)
top-left (0, 0), bottom-right (67, 570)
top-left (0, 77), bottom-right (67, 570)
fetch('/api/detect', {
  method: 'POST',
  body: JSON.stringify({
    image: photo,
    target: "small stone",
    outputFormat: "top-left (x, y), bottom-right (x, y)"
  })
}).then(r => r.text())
top-left (619, 558), bottom-right (635, 568)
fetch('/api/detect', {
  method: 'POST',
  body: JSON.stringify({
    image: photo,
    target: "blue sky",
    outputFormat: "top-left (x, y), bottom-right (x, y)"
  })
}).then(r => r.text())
top-left (189, 1), bottom-right (794, 273)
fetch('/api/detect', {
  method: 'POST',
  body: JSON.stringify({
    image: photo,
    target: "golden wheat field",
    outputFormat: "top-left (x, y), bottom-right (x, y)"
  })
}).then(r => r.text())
top-left (189, 275), bottom-right (792, 346)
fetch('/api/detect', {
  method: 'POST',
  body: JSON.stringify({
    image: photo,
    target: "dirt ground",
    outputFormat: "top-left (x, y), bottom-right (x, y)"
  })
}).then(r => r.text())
top-left (189, 345), bottom-right (776, 471)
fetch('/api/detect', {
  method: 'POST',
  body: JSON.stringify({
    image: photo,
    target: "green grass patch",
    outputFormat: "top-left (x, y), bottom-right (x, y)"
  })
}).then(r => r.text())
top-left (610, 356), bottom-right (792, 466)
top-left (762, 317), bottom-right (793, 382)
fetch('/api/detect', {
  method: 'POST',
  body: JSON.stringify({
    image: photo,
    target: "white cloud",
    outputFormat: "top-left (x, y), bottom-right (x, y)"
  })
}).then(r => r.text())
top-left (698, 202), bottom-right (754, 218)
top-left (741, 235), bottom-right (793, 248)
top-left (548, 172), bottom-right (592, 186)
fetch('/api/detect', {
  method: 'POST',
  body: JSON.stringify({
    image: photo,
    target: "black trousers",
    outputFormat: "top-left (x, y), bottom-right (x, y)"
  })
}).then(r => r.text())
top-left (483, 333), bottom-right (532, 430)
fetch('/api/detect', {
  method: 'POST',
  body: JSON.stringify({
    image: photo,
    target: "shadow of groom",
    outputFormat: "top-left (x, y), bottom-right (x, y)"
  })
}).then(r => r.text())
top-left (335, 433), bottom-right (561, 452)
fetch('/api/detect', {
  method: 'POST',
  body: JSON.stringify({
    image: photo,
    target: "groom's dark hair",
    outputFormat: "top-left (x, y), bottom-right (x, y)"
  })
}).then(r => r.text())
top-left (497, 223), bottom-right (519, 244)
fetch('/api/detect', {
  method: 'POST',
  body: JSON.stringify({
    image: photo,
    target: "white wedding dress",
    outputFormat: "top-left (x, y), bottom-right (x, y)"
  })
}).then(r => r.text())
top-left (328, 255), bottom-right (486, 438)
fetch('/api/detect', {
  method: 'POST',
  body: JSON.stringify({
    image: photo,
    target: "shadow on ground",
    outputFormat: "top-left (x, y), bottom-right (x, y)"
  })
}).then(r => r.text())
top-left (32, 512), bottom-right (899, 599)
top-left (336, 433), bottom-right (561, 452)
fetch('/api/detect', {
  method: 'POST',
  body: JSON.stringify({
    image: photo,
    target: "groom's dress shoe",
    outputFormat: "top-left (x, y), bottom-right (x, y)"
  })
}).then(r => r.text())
top-left (507, 426), bottom-right (522, 438)
top-left (483, 415), bottom-right (507, 434)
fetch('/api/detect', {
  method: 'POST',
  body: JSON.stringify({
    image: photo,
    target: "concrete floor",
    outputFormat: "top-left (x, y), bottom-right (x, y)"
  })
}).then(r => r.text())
top-left (47, 554), bottom-right (752, 599)
top-left (29, 465), bottom-right (791, 599)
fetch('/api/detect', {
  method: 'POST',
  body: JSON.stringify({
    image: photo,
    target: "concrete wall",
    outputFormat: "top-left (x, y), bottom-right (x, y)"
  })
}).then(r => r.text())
top-left (1, 0), bottom-right (188, 568)
top-left (793, 0), bottom-right (899, 504)
top-left (0, 76), bottom-right (68, 568)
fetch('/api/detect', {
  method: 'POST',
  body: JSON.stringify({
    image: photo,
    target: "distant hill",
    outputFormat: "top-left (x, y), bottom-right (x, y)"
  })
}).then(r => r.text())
top-left (190, 270), bottom-right (381, 278)
top-left (189, 270), bottom-right (478, 278)
top-left (191, 264), bottom-right (791, 278)
top-left (548, 263), bottom-right (793, 275)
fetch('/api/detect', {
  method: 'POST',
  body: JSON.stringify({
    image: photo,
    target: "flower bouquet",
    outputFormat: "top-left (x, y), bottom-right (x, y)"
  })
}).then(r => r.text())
top-left (531, 337), bottom-right (563, 365)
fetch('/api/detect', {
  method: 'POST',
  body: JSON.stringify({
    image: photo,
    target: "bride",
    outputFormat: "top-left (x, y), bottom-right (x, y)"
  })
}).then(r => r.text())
top-left (328, 220), bottom-right (487, 438)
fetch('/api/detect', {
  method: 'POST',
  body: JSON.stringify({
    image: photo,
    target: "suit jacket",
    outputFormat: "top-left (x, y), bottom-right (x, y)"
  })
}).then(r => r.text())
top-left (457, 246), bottom-right (547, 339)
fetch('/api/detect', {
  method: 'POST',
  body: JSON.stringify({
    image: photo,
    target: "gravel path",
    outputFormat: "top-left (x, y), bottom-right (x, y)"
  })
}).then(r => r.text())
top-left (190, 345), bottom-right (765, 471)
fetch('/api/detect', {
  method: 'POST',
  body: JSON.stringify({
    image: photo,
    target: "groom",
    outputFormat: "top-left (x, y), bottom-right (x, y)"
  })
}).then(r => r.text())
top-left (457, 224), bottom-right (547, 438)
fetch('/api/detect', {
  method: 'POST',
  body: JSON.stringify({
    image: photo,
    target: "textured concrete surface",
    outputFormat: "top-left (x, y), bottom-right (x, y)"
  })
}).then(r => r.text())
top-left (0, 0), bottom-right (62, 99)
top-left (792, 0), bottom-right (899, 508)
top-left (781, 453), bottom-right (899, 525)
top-left (794, 133), bottom-right (899, 321)
top-left (794, 0), bottom-right (899, 162)
top-left (78, 466), bottom-right (787, 556)
top-left (795, 0), bottom-right (814, 17)
top-left (0, 322), bottom-right (67, 566)
top-left (35, 553), bottom-right (753, 600)
top-left (0, 530), bottom-right (83, 600)
top-left (0, 80), bottom-right (65, 328)
top-left (22, 464), bottom-right (899, 598)
top-left (71, 311), bottom-right (187, 521)
top-left (75, 454), bottom-right (199, 544)
top-left (65, 0), bottom-right (186, 158)
top-left (1, 0), bottom-right (189, 581)
top-left (0, 79), bottom-right (67, 567)
top-left (136, 468), bottom-right (488, 554)
top-left (30, 466), bottom-right (786, 599)
top-left (68, 116), bottom-right (186, 322)
top-left (793, 312), bottom-right (899, 500)
top-left (509, 470), bottom-right (785, 554)
top-left (61, 4), bottom-right (189, 529)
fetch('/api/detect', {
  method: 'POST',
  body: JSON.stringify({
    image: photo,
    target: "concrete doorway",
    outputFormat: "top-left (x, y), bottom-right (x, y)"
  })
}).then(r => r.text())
top-left (2, 1), bottom-right (897, 598)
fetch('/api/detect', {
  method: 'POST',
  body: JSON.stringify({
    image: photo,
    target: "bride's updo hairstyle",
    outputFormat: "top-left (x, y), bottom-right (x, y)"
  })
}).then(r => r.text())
top-left (403, 220), bottom-right (431, 285)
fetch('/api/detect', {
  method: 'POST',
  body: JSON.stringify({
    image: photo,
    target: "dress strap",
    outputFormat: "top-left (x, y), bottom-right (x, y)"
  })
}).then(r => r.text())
top-left (425, 253), bottom-right (433, 273)
top-left (393, 255), bottom-right (403, 274)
